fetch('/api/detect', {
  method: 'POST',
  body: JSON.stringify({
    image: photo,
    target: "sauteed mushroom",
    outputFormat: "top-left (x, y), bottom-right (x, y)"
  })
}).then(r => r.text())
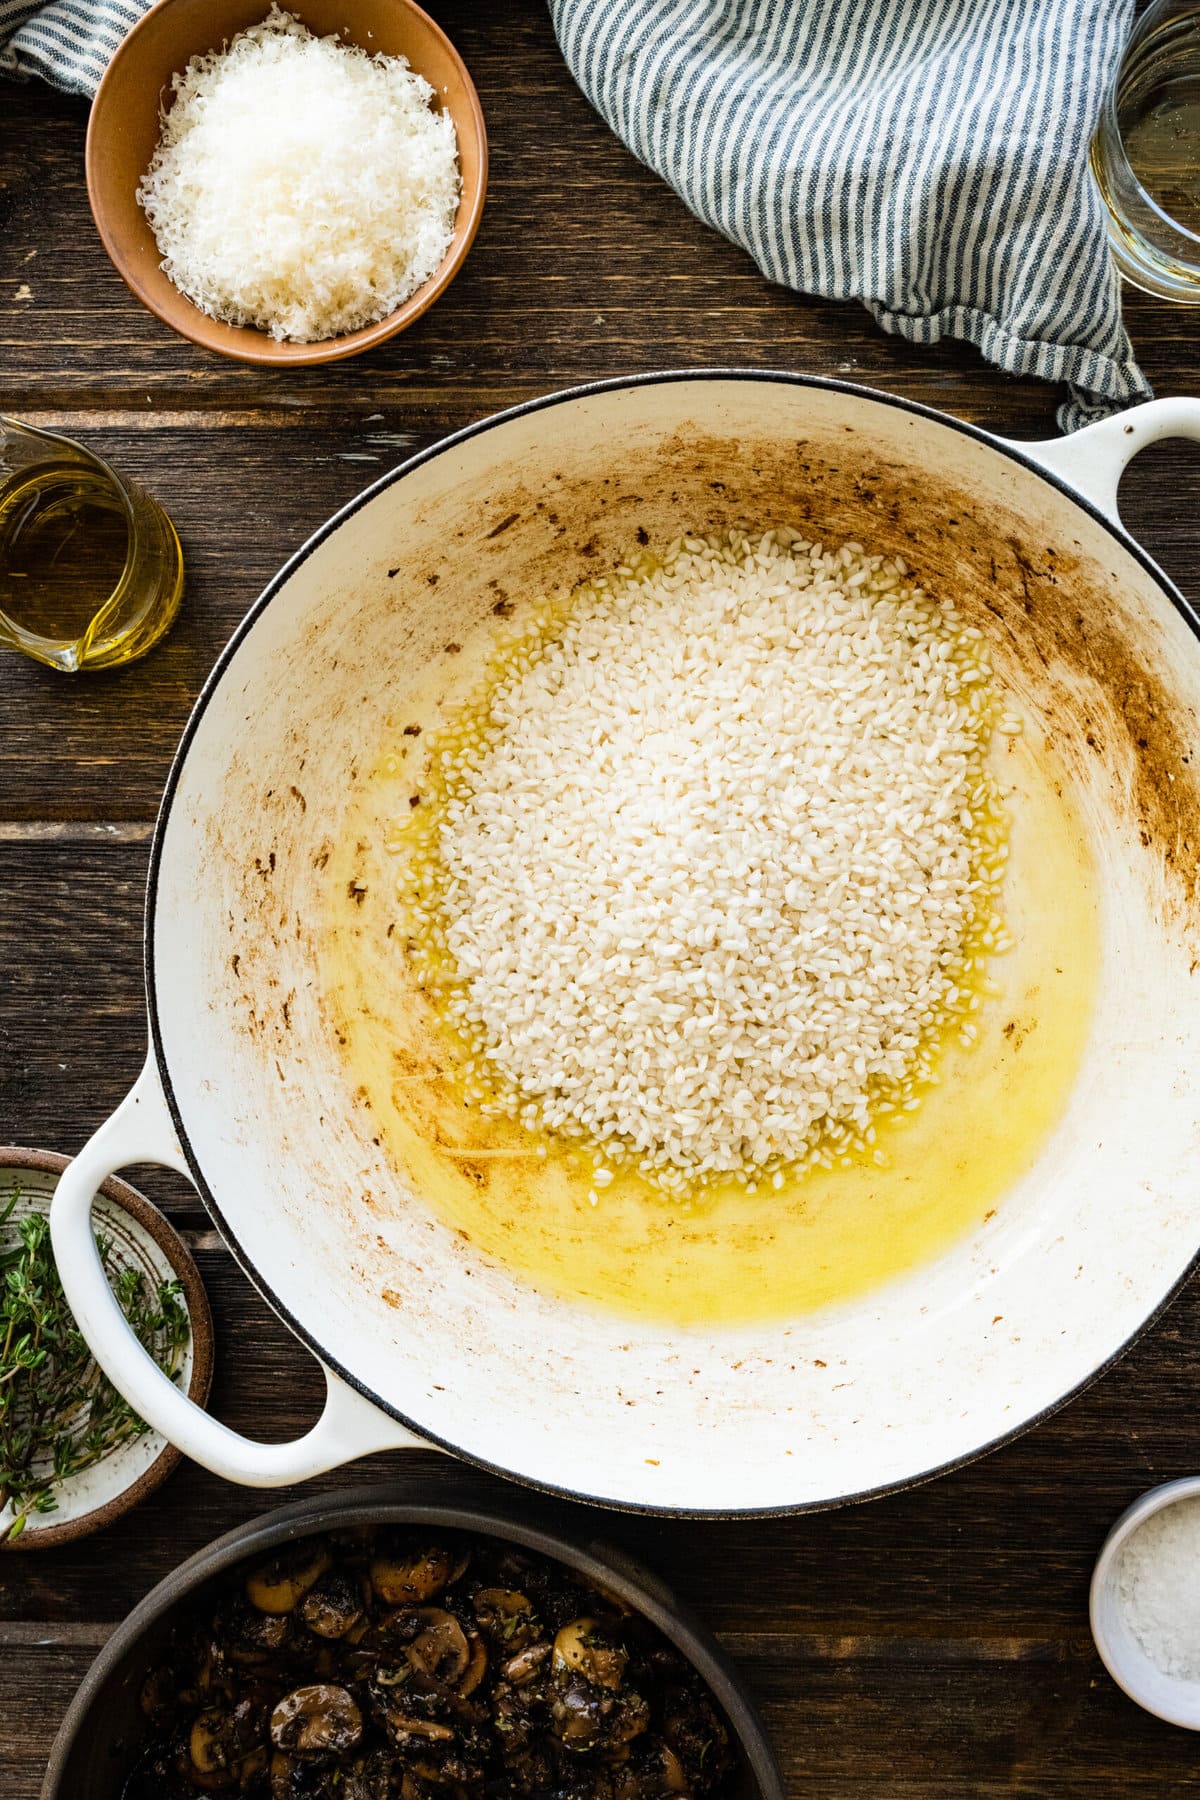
top-left (269, 1684), bottom-right (363, 1755)
top-left (502, 1639), bottom-right (551, 1685)
top-left (186, 1700), bottom-right (268, 1790)
top-left (246, 1545), bottom-right (332, 1615)
top-left (300, 1569), bottom-right (364, 1640)
top-left (370, 1543), bottom-right (466, 1606)
top-left (124, 1528), bottom-right (737, 1798)
top-left (554, 1617), bottom-right (630, 1691)
top-left (384, 1713), bottom-right (456, 1747)
top-left (186, 1714), bottom-right (238, 1789)
top-left (406, 1608), bottom-right (472, 1685)
top-left (472, 1586), bottom-right (539, 1650)
top-left (222, 1599), bottom-right (293, 1664)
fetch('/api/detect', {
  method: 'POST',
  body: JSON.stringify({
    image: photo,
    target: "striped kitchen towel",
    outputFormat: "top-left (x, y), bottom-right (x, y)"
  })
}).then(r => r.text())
top-left (0, 0), bottom-right (140, 92)
top-left (550, 0), bottom-right (1152, 430)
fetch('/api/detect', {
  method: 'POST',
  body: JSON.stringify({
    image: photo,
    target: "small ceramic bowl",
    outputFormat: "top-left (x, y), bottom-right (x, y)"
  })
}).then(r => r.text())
top-left (85, 0), bottom-right (487, 366)
top-left (1091, 1476), bottom-right (1200, 1728)
top-left (0, 1148), bottom-right (213, 1549)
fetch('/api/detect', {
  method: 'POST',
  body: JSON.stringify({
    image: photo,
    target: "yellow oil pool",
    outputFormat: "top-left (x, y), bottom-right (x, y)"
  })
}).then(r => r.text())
top-left (322, 707), bottom-right (1098, 1329)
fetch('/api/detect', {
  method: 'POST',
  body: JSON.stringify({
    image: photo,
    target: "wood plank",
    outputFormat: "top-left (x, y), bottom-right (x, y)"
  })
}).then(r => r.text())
top-left (0, 3), bottom-right (1074, 427)
top-left (9, 1637), bottom-right (1200, 1799)
top-left (1, 3), bottom-right (1196, 423)
top-left (2, 427), bottom-right (1198, 825)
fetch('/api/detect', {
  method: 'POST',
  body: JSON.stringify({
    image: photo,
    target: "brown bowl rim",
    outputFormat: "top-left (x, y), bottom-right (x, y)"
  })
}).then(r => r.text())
top-left (0, 1145), bottom-right (215, 1549)
top-left (84, 0), bottom-right (488, 366)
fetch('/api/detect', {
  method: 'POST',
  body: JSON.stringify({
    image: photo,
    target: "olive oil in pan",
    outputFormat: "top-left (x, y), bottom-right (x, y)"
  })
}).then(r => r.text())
top-left (324, 727), bottom-right (1099, 1329)
top-left (0, 462), bottom-right (129, 643)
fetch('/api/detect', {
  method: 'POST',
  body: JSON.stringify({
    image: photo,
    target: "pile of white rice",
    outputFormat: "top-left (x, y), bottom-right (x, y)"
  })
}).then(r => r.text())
top-left (398, 531), bottom-right (1013, 1194)
top-left (137, 6), bottom-right (460, 343)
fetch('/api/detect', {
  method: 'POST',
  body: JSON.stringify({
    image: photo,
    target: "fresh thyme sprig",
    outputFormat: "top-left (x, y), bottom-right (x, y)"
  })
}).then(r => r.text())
top-left (0, 1186), bottom-right (190, 1542)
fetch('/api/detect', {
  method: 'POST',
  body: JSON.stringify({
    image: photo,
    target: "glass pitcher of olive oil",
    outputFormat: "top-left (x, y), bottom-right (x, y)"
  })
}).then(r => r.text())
top-left (0, 417), bottom-right (184, 672)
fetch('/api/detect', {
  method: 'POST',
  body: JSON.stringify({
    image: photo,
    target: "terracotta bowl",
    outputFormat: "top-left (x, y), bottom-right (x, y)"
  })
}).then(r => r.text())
top-left (86, 0), bottom-right (487, 365)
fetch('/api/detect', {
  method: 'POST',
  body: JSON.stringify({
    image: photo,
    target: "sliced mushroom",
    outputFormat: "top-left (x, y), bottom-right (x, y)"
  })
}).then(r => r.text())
top-left (553, 1616), bottom-right (629, 1691)
top-left (245, 1544), bottom-right (333, 1615)
top-left (462, 1631), bottom-right (489, 1699)
top-left (369, 1543), bottom-right (467, 1606)
top-left (502, 1639), bottom-right (551, 1686)
top-left (187, 1706), bottom-right (264, 1791)
top-left (551, 1677), bottom-right (651, 1758)
top-left (472, 1586), bottom-right (539, 1650)
top-left (384, 1713), bottom-right (456, 1747)
top-left (223, 1600), bottom-right (292, 1664)
top-left (270, 1684), bottom-right (363, 1757)
top-left (184, 1730), bottom-right (235, 1791)
top-left (300, 1568), bottom-right (364, 1640)
top-left (551, 1681), bottom-right (607, 1753)
top-left (661, 1744), bottom-right (692, 1795)
top-left (403, 1607), bottom-right (488, 1697)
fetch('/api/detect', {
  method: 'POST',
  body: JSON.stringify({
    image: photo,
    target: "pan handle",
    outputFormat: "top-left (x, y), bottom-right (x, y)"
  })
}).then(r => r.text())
top-left (50, 1058), bottom-right (436, 1487)
top-left (1007, 397), bottom-right (1200, 528)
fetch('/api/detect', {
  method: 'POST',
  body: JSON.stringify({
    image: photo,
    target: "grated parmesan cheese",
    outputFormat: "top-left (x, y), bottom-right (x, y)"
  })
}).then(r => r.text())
top-left (137, 7), bottom-right (461, 342)
top-left (396, 531), bottom-right (1014, 1195)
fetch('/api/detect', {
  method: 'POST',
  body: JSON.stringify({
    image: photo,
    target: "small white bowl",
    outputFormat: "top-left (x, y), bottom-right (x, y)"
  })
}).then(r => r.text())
top-left (0, 1148), bottom-right (213, 1549)
top-left (1091, 1476), bottom-right (1200, 1728)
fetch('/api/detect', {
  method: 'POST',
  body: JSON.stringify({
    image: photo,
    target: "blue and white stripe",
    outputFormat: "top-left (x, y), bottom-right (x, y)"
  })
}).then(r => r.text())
top-left (0, 0), bottom-right (141, 94)
top-left (551, 0), bottom-right (1151, 430)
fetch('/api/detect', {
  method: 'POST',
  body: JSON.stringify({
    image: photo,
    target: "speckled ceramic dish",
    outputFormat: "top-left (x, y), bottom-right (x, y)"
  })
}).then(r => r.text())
top-left (0, 1148), bottom-right (213, 1549)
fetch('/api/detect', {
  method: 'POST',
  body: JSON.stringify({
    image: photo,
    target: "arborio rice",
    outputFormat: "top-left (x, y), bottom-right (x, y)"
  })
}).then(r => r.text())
top-left (396, 530), bottom-right (1015, 1195)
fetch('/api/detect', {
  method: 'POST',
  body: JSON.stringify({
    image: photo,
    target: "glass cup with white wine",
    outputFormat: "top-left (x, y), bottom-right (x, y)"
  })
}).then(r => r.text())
top-left (1092, 0), bottom-right (1200, 302)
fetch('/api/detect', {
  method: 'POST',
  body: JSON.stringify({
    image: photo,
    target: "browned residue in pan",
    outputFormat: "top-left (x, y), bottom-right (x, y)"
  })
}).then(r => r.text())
top-left (199, 414), bottom-right (1200, 1302)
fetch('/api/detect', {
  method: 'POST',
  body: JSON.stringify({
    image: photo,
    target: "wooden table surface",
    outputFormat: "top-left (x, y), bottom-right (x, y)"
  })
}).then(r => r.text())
top-left (4, 5), bottom-right (1200, 1794)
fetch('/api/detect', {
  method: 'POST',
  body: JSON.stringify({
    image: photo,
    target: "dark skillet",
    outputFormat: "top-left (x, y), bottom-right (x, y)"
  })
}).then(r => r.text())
top-left (41, 1489), bottom-right (783, 1800)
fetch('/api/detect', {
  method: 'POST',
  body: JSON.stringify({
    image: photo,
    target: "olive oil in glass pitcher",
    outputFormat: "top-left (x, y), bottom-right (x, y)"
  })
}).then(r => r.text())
top-left (0, 418), bottom-right (183, 672)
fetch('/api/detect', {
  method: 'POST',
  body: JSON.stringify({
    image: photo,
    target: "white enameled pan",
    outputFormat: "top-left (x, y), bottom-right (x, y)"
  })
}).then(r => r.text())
top-left (51, 373), bottom-right (1200, 1514)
